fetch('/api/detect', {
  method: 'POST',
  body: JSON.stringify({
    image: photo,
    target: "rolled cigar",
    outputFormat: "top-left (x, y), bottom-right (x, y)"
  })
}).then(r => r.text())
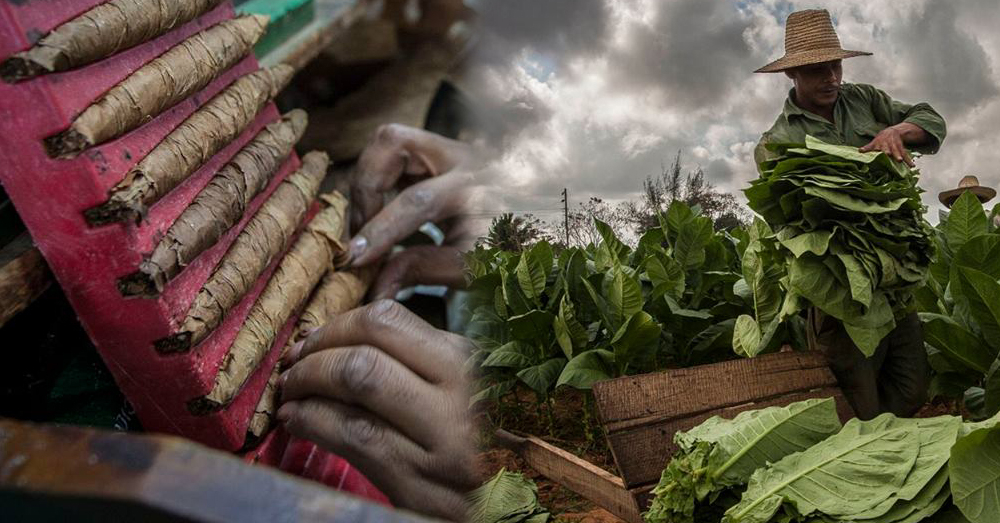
top-left (85, 65), bottom-right (295, 226)
top-left (117, 110), bottom-right (309, 297)
top-left (44, 15), bottom-right (269, 158)
top-left (1, 0), bottom-right (226, 83)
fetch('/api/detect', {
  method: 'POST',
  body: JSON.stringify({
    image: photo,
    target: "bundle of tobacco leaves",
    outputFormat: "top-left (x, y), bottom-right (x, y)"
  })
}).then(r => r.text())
top-left (723, 414), bottom-right (967, 523)
top-left (744, 135), bottom-right (935, 356)
top-left (468, 468), bottom-right (550, 523)
top-left (643, 398), bottom-right (843, 523)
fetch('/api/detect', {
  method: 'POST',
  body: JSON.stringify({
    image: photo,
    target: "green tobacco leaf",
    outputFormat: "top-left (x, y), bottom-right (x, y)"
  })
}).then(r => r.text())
top-left (581, 277), bottom-right (613, 331)
top-left (954, 234), bottom-right (1000, 280)
top-left (986, 365), bottom-right (1000, 418)
top-left (920, 313), bottom-right (996, 374)
top-left (673, 213), bottom-right (714, 270)
top-left (954, 266), bottom-right (1000, 346)
top-left (805, 134), bottom-right (882, 164)
top-left (733, 315), bottom-right (762, 358)
top-left (553, 295), bottom-right (589, 360)
top-left (468, 468), bottom-right (544, 523)
top-left (645, 254), bottom-right (685, 301)
top-left (516, 357), bottom-right (566, 397)
top-left (849, 416), bottom-right (962, 520)
top-left (950, 424), bottom-right (1000, 523)
top-left (724, 415), bottom-right (920, 523)
top-left (700, 398), bottom-right (843, 484)
top-left (469, 379), bottom-right (515, 407)
top-left (778, 230), bottom-right (834, 257)
top-left (605, 264), bottom-right (643, 330)
top-left (595, 218), bottom-right (630, 264)
top-left (516, 242), bottom-right (551, 305)
top-left (556, 349), bottom-right (615, 389)
top-left (482, 341), bottom-right (535, 369)
top-left (647, 399), bottom-right (841, 523)
top-left (610, 311), bottom-right (661, 373)
top-left (742, 241), bottom-right (783, 326)
top-left (494, 286), bottom-right (508, 320)
top-left (945, 191), bottom-right (990, 255)
top-left (502, 267), bottom-right (533, 316)
top-left (686, 319), bottom-right (737, 363)
top-left (508, 310), bottom-right (556, 343)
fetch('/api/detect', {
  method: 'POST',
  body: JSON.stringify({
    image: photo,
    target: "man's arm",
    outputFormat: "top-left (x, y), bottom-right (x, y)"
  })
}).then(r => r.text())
top-left (858, 84), bottom-right (947, 166)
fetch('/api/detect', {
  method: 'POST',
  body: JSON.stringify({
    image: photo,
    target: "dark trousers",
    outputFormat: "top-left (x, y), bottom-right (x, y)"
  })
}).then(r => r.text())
top-left (806, 309), bottom-right (930, 420)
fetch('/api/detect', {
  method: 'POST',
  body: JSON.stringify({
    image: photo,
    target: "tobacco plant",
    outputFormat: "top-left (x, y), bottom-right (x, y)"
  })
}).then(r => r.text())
top-left (464, 202), bottom-right (801, 434)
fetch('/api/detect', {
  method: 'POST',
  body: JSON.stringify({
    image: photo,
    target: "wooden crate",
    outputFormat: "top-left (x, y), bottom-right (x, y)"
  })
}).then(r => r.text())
top-left (499, 351), bottom-right (854, 523)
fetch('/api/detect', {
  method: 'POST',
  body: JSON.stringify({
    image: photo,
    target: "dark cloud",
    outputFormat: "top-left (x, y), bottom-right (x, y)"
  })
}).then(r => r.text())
top-left (607, 0), bottom-right (756, 108)
top-left (894, 2), bottom-right (998, 118)
top-left (474, 0), bottom-right (613, 63)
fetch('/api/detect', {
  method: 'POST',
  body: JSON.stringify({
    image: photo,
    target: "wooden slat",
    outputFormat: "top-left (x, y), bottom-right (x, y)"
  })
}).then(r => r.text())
top-left (606, 388), bottom-right (853, 489)
top-left (260, 0), bottom-right (366, 71)
top-left (494, 429), bottom-right (642, 523)
top-left (0, 418), bottom-right (436, 523)
top-left (0, 233), bottom-right (52, 327)
top-left (593, 351), bottom-right (835, 432)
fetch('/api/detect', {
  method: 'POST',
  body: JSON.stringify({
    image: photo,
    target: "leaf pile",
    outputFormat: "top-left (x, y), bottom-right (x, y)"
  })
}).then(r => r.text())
top-left (723, 413), bottom-right (977, 523)
top-left (744, 135), bottom-right (935, 356)
top-left (468, 468), bottom-right (550, 523)
top-left (644, 398), bottom-right (842, 523)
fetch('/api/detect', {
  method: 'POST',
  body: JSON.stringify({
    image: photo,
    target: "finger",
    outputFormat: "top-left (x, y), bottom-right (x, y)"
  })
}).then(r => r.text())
top-left (349, 173), bottom-right (470, 267)
top-left (279, 399), bottom-right (472, 521)
top-left (290, 300), bottom-right (468, 383)
top-left (280, 346), bottom-right (447, 447)
top-left (369, 246), bottom-right (467, 301)
top-left (902, 148), bottom-right (915, 167)
top-left (859, 140), bottom-right (875, 152)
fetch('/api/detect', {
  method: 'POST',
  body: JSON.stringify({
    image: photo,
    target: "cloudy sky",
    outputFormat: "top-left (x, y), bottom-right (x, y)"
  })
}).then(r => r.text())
top-left (464, 0), bottom-right (1000, 231)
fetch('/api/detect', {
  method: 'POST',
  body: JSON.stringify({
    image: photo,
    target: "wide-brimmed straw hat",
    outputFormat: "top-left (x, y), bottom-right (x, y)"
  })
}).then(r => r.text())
top-left (939, 175), bottom-right (997, 207)
top-left (755, 9), bottom-right (872, 73)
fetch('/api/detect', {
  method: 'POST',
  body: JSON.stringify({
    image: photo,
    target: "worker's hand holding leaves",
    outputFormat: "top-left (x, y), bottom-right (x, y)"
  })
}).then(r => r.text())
top-left (859, 125), bottom-right (915, 167)
top-left (278, 300), bottom-right (478, 522)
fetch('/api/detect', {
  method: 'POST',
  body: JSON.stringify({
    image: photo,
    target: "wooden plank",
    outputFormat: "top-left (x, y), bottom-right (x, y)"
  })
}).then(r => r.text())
top-left (0, 418), bottom-right (436, 523)
top-left (593, 351), bottom-right (836, 432)
top-left (605, 388), bottom-right (854, 489)
top-left (494, 429), bottom-right (642, 523)
top-left (0, 233), bottom-right (51, 328)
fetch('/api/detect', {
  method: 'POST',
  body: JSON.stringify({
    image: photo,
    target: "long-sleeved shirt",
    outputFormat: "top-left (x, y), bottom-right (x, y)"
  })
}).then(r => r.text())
top-left (754, 83), bottom-right (947, 173)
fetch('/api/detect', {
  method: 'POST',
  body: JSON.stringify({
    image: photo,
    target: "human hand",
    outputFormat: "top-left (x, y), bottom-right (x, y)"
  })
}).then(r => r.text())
top-left (859, 126), bottom-right (914, 167)
top-left (278, 300), bottom-right (478, 521)
top-left (348, 124), bottom-right (478, 267)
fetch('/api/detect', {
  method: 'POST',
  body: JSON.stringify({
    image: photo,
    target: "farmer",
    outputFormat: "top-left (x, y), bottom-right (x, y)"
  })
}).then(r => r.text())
top-left (753, 9), bottom-right (947, 420)
top-left (277, 125), bottom-right (481, 522)
top-left (939, 175), bottom-right (996, 215)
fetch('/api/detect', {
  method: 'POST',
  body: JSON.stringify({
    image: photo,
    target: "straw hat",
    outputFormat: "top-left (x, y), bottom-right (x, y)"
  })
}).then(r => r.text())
top-left (939, 176), bottom-right (997, 207)
top-left (755, 9), bottom-right (872, 73)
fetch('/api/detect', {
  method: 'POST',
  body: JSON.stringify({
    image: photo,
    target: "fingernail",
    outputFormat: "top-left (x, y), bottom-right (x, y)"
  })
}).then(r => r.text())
top-left (348, 236), bottom-right (368, 266)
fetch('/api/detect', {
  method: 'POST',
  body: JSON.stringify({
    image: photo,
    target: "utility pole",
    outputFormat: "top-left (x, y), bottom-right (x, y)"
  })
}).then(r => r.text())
top-left (561, 188), bottom-right (569, 246)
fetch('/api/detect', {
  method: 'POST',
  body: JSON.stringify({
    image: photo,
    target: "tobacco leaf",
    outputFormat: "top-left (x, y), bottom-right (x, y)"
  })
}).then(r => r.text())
top-left (188, 192), bottom-right (349, 413)
top-left (119, 110), bottom-right (308, 297)
top-left (44, 15), bottom-right (268, 158)
top-left (1, 0), bottom-right (226, 83)
top-left (154, 151), bottom-right (329, 353)
top-left (85, 65), bottom-right (294, 225)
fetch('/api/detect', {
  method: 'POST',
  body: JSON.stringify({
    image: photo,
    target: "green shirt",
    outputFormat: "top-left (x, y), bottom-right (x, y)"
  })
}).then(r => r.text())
top-left (754, 83), bottom-right (947, 172)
